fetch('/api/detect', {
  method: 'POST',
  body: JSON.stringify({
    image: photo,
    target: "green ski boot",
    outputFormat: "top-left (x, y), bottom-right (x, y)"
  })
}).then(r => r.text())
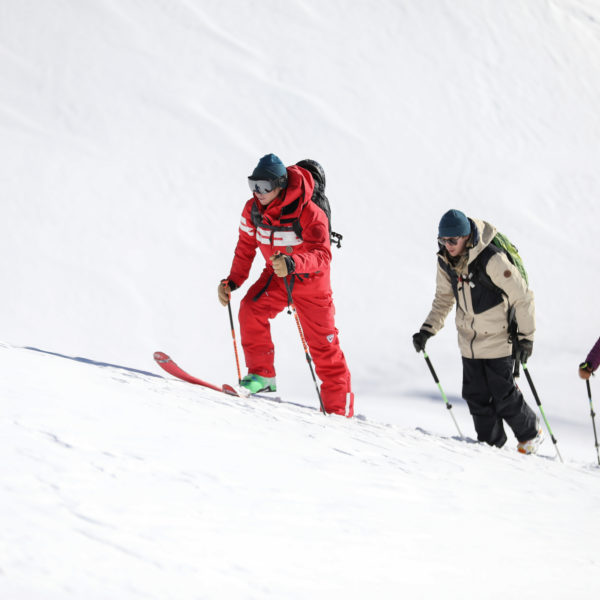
top-left (240, 374), bottom-right (277, 394)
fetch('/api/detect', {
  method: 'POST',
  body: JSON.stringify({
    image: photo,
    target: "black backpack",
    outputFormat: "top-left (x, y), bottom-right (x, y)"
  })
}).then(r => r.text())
top-left (295, 159), bottom-right (343, 248)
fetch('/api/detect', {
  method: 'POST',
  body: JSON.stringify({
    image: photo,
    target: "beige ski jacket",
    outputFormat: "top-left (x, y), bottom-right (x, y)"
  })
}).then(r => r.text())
top-left (421, 218), bottom-right (535, 359)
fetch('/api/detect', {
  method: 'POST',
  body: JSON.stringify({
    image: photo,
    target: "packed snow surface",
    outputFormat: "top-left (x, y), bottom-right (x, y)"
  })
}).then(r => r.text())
top-left (2, 0), bottom-right (600, 597)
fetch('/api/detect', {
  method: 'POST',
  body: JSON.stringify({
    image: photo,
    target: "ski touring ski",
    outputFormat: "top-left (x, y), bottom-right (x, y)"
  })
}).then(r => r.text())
top-left (153, 351), bottom-right (280, 401)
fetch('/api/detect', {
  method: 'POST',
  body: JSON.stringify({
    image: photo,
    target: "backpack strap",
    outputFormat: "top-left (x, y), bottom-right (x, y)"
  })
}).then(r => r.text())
top-left (438, 245), bottom-right (505, 315)
top-left (252, 273), bottom-right (274, 302)
top-left (471, 244), bottom-right (505, 296)
top-left (280, 197), bottom-right (301, 223)
top-left (292, 219), bottom-right (303, 240)
top-left (468, 245), bottom-right (506, 314)
top-left (250, 202), bottom-right (297, 233)
top-left (438, 256), bottom-right (459, 303)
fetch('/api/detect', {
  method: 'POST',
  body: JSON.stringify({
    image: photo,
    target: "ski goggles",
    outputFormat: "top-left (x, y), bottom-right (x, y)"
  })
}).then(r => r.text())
top-left (248, 175), bottom-right (287, 195)
top-left (437, 236), bottom-right (461, 247)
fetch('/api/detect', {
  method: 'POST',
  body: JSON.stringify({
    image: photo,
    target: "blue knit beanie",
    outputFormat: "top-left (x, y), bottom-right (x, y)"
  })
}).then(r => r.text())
top-left (250, 154), bottom-right (287, 180)
top-left (438, 209), bottom-right (471, 237)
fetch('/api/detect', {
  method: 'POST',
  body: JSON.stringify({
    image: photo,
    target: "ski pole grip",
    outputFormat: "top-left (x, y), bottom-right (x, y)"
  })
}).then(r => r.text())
top-left (523, 364), bottom-right (541, 406)
top-left (423, 353), bottom-right (439, 384)
top-left (283, 274), bottom-right (294, 307)
top-left (220, 278), bottom-right (232, 300)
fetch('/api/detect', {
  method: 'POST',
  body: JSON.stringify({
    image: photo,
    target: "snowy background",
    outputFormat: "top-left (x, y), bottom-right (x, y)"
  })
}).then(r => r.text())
top-left (2, 0), bottom-right (600, 598)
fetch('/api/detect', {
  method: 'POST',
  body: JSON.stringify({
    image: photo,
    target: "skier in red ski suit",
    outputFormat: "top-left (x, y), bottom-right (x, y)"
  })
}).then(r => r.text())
top-left (217, 153), bottom-right (354, 417)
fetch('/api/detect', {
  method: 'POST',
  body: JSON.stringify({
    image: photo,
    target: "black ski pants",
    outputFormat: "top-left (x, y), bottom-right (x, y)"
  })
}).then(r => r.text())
top-left (461, 356), bottom-right (538, 447)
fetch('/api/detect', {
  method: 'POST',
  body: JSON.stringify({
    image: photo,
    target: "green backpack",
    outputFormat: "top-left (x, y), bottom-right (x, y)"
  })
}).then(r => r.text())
top-left (491, 231), bottom-right (529, 286)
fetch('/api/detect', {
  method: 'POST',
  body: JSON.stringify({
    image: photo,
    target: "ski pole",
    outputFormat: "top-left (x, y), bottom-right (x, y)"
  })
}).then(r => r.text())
top-left (283, 278), bottom-right (327, 415)
top-left (585, 379), bottom-right (600, 466)
top-left (521, 362), bottom-right (563, 462)
top-left (507, 306), bottom-right (520, 379)
top-left (222, 280), bottom-right (242, 384)
top-left (422, 351), bottom-right (464, 439)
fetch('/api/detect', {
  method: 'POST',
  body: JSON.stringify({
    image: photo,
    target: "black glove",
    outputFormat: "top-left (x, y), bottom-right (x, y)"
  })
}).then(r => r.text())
top-left (516, 339), bottom-right (533, 364)
top-left (412, 330), bottom-right (433, 353)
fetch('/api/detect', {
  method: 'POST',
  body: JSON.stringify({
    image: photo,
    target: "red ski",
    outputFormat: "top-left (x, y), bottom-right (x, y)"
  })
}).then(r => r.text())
top-left (154, 351), bottom-right (283, 402)
top-left (153, 351), bottom-right (241, 396)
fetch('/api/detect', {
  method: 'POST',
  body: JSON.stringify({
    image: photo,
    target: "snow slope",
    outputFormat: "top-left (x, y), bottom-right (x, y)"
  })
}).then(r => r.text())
top-left (3, 343), bottom-right (600, 599)
top-left (2, 0), bottom-right (600, 597)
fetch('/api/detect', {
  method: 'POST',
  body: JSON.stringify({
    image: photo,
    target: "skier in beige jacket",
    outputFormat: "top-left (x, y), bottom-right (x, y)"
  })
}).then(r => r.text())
top-left (412, 209), bottom-right (543, 454)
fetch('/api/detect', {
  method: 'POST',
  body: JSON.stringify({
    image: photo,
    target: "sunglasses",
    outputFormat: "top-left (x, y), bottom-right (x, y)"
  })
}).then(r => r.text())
top-left (438, 236), bottom-right (461, 247)
top-left (248, 175), bottom-right (287, 195)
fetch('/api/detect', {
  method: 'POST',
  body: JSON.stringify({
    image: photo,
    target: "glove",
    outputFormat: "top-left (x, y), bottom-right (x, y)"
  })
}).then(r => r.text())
top-left (412, 330), bottom-right (433, 353)
top-left (218, 279), bottom-right (232, 306)
top-left (271, 253), bottom-right (295, 278)
top-left (516, 339), bottom-right (533, 364)
top-left (579, 362), bottom-right (594, 380)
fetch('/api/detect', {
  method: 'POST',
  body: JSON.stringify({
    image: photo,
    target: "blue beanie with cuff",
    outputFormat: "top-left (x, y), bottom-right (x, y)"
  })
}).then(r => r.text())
top-left (250, 154), bottom-right (287, 180)
top-left (438, 209), bottom-right (471, 237)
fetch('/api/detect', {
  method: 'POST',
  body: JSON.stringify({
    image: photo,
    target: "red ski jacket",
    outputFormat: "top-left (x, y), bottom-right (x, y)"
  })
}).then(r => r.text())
top-left (227, 165), bottom-right (333, 296)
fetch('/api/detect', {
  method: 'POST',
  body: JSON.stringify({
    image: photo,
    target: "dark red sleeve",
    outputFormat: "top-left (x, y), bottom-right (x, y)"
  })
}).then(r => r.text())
top-left (227, 200), bottom-right (258, 289)
top-left (586, 336), bottom-right (600, 371)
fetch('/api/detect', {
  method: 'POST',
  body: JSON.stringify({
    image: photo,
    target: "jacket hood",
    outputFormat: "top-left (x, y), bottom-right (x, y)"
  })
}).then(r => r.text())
top-left (466, 218), bottom-right (497, 264)
top-left (254, 165), bottom-right (314, 226)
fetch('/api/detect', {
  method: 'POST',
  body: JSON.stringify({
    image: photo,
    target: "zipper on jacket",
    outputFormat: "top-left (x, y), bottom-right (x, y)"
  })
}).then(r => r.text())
top-left (460, 279), bottom-right (477, 359)
top-left (469, 316), bottom-right (477, 359)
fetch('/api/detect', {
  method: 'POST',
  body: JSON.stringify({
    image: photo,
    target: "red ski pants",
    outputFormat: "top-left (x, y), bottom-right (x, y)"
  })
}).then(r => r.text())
top-left (238, 271), bottom-right (354, 417)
